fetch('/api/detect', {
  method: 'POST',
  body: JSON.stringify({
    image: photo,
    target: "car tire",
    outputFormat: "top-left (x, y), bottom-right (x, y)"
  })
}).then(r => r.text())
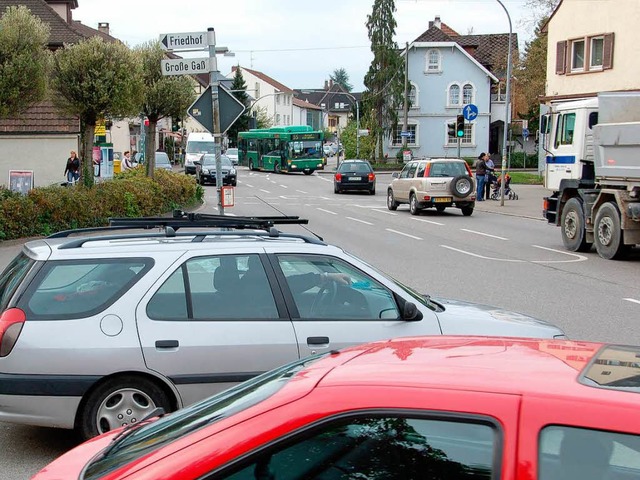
top-left (77, 375), bottom-right (172, 441)
top-left (409, 193), bottom-right (420, 215)
top-left (450, 175), bottom-right (473, 198)
top-left (199, 176), bottom-right (205, 186)
top-left (594, 202), bottom-right (627, 260)
top-left (436, 205), bottom-right (446, 213)
top-left (387, 189), bottom-right (398, 211)
top-left (334, 184), bottom-right (341, 194)
top-left (232, 180), bottom-right (237, 187)
top-left (561, 198), bottom-right (591, 252)
top-left (370, 187), bottom-right (376, 195)
top-left (461, 205), bottom-right (474, 216)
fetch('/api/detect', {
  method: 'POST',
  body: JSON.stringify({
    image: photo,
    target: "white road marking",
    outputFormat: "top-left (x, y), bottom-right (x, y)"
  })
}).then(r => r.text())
top-left (372, 209), bottom-right (397, 216)
top-left (461, 228), bottom-right (508, 240)
top-left (259, 189), bottom-right (271, 193)
top-left (244, 183), bottom-right (254, 188)
top-left (317, 208), bottom-right (338, 215)
top-left (318, 196), bottom-right (331, 200)
top-left (412, 218), bottom-right (445, 226)
top-left (440, 245), bottom-right (523, 262)
top-left (280, 185), bottom-right (288, 188)
top-left (530, 245), bottom-right (588, 263)
top-left (624, 298), bottom-right (640, 305)
top-left (386, 229), bottom-right (422, 240)
top-left (346, 217), bottom-right (374, 225)
top-left (296, 190), bottom-right (308, 194)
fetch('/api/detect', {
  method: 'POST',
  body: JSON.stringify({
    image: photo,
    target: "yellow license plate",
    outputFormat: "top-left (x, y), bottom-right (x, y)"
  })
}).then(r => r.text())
top-left (434, 197), bottom-right (451, 203)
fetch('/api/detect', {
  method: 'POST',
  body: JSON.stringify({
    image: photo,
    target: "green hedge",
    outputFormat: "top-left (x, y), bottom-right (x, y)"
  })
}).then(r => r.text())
top-left (0, 168), bottom-right (202, 241)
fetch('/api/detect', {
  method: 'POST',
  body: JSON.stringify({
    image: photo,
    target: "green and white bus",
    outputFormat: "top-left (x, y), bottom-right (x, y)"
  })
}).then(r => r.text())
top-left (238, 126), bottom-right (325, 175)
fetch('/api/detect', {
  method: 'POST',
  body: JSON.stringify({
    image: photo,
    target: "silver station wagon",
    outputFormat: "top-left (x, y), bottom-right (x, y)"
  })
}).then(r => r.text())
top-left (0, 214), bottom-right (566, 440)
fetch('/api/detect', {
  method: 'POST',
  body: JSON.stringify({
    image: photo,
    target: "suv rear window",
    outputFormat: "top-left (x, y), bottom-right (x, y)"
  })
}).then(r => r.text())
top-left (20, 258), bottom-right (153, 319)
top-left (0, 253), bottom-right (35, 310)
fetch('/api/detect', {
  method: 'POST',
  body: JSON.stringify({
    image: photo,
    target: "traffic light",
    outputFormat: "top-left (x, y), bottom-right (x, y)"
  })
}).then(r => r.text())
top-left (447, 122), bottom-right (456, 138)
top-left (456, 114), bottom-right (465, 138)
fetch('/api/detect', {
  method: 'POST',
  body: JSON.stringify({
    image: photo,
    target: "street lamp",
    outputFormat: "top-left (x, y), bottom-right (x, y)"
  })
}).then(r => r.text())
top-left (495, 0), bottom-right (513, 207)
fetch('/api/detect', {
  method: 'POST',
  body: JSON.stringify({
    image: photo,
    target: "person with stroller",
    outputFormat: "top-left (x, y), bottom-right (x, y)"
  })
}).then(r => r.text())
top-left (484, 153), bottom-right (496, 200)
top-left (491, 172), bottom-right (517, 200)
top-left (474, 153), bottom-right (487, 202)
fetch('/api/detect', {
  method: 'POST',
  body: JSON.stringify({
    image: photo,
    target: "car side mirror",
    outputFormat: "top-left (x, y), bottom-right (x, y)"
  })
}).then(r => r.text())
top-left (391, 172), bottom-right (399, 179)
top-left (194, 161), bottom-right (201, 166)
top-left (402, 301), bottom-right (422, 321)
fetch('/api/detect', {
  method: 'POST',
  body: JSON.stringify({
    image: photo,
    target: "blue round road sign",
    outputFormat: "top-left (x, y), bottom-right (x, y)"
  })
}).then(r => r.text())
top-left (463, 104), bottom-right (478, 122)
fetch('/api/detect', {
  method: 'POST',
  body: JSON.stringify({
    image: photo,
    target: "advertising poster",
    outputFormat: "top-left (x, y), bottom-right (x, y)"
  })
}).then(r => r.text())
top-left (8, 170), bottom-right (34, 195)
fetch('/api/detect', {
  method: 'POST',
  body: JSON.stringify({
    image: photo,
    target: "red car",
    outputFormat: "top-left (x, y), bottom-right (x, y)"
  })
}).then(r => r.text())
top-left (34, 336), bottom-right (640, 480)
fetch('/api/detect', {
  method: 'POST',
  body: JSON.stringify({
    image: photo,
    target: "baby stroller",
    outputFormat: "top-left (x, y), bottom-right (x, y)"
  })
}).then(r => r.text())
top-left (490, 173), bottom-right (518, 200)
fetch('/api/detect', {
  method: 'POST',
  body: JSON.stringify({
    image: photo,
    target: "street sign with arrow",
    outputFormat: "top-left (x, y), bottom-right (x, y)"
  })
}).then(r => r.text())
top-left (159, 32), bottom-right (208, 51)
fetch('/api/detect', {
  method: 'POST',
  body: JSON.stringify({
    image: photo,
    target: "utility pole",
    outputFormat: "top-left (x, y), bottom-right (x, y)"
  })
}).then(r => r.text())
top-left (208, 28), bottom-right (224, 215)
top-left (402, 42), bottom-right (409, 151)
top-left (496, 0), bottom-right (513, 207)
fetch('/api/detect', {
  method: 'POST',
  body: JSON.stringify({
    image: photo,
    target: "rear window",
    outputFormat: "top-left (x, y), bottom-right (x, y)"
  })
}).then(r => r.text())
top-left (339, 162), bottom-right (371, 173)
top-left (20, 258), bottom-right (153, 319)
top-left (0, 253), bottom-right (35, 310)
top-left (428, 162), bottom-right (468, 177)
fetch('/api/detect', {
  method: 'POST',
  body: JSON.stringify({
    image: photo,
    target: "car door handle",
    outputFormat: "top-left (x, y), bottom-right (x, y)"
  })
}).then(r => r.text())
top-left (155, 340), bottom-right (179, 349)
top-left (307, 336), bottom-right (330, 346)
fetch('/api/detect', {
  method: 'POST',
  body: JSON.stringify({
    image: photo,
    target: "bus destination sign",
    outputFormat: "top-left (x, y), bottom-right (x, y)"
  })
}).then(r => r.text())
top-left (291, 133), bottom-right (321, 141)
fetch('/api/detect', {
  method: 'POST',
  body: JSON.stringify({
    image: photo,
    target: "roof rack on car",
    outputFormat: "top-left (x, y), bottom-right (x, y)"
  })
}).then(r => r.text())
top-left (49, 211), bottom-right (325, 249)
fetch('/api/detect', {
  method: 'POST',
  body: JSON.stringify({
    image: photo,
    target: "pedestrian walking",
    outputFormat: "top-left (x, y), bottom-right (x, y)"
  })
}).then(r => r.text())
top-left (474, 153), bottom-right (487, 201)
top-left (64, 151), bottom-right (80, 185)
top-left (484, 153), bottom-right (495, 200)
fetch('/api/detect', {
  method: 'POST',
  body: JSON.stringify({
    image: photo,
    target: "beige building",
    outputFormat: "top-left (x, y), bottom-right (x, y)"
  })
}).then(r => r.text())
top-left (542, 0), bottom-right (640, 102)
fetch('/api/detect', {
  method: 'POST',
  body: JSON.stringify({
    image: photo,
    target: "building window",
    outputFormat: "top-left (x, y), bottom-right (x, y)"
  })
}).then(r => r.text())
top-left (408, 83), bottom-right (418, 108)
top-left (447, 121), bottom-right (473, 145)
top-left (426, 49), bottom-right (441, 72)
top-left (571, 39), bottom-right (585, 71)
top-left (276, 95), bottom-right (281, 105)
top-left (392, 124), bottom-right (417, 146)
top-left (462, 84), bottom-right (473, 105)
top-left (275, 114), bottom-right (281, 124)
top-left (590, 36), bottom-right (604, 69)
top-left (448, 84), bottom-right (460, 106)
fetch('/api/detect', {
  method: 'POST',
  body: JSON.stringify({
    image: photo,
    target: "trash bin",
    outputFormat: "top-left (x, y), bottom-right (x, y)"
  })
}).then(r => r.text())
top-left (113, 159), bottom-right (122, 174)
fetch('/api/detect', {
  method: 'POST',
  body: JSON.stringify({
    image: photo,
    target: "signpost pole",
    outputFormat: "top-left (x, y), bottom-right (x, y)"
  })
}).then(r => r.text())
top-left (208, 27), bottom-right (224, 215)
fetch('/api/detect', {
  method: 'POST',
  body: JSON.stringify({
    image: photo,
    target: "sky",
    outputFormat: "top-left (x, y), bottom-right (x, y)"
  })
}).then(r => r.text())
top-left (73, 0), bottom-right (541, 92)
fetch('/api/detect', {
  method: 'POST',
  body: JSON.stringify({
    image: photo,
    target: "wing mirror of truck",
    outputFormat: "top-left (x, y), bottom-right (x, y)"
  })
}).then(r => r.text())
top-left (588, 112), bottom-right (599, 129)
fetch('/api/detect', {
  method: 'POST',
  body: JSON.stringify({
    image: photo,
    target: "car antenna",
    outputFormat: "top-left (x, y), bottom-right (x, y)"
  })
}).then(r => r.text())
top-left (254, 196), bottom-right (324, 242)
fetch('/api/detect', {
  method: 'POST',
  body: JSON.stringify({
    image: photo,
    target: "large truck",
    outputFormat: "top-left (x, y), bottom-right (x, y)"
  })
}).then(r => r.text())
top-left (542, 91), bottom-right (640, 260)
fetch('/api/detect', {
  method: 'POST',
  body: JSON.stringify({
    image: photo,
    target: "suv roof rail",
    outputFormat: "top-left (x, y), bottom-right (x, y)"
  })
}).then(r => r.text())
top-left (48, 212), bottom-right (325, 248)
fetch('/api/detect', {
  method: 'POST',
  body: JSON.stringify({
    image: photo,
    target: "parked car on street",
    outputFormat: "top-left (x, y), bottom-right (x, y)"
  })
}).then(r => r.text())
top-left (0, 214), bottom-right (564, 440)
top-left (334, 159), bottom-right (376, 195)
top-left (387, 158), bottom-right (476, 216)
top-left (33, 335), bottom-right (640, 480)
top-left (155, 151), bottom-right (173, 171)
top-left (224, 148), bottom-right (239, 165)
top-left (195, 154), bottom-right (237, 186)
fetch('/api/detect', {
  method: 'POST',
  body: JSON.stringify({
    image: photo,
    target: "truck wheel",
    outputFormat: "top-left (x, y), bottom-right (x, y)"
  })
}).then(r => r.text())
top-left (594, 202), bottom-right (626, 260)
top-left (561, 198), bottom-right (591, 252)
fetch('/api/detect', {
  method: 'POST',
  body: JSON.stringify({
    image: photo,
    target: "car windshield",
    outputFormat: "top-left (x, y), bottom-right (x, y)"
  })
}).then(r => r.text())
top-left (226, 148), bottom-right (238, 156)
top-left (83, 354), bottom-right (327, 480)
top-left (202, 155), bottom-right (232, 167)
top-left (187, 141), bottom-right (215, 154)
top-left (155, 154), bottom-right (170, 165)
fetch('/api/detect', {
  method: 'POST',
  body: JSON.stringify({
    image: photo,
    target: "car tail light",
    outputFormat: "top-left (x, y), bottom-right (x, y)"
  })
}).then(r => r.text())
top-left (0, 308), bottom-right (26, 357)
top-left (464, 162), bottom-right (473, 177)
top-left (368, 172), bottom-right (375, 181)
top-left (335, 173), bottom-right (342, 182)
top-left (423, 196), bottom-right (431, 201)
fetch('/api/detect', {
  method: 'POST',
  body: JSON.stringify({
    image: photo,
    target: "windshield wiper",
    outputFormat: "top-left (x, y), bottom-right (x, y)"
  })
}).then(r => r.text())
top-left (100, 407), bottom-right (165, 457)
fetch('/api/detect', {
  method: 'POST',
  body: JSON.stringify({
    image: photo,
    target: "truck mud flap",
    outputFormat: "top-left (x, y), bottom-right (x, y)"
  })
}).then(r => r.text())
top-left (543, 194), bottom-right (559, 224)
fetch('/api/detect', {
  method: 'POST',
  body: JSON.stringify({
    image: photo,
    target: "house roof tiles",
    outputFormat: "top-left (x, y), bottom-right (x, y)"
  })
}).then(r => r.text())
top-left (231, 66), bottom-right (293, 93)
top-left (0, 101), bottom-right (79, 134)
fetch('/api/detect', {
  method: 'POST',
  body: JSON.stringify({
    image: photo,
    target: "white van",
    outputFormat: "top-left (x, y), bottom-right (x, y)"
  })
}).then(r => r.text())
top-left (185, 132), bottom-right (216, 174)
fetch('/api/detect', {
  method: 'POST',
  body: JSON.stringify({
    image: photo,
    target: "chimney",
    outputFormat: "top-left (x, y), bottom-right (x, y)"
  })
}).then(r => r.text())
top-left (98, 22), bottom-right (110, 35)
top-left (329, 79), bottom-right (334, 88)
top-left (434, 16), bottom-right (441, 28)
top-left (324, 80), bottom-right (329, 90)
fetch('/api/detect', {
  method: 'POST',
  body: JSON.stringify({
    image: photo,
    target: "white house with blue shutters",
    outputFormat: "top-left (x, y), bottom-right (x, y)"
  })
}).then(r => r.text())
top-left (385, 17), bottom-right (516, 162)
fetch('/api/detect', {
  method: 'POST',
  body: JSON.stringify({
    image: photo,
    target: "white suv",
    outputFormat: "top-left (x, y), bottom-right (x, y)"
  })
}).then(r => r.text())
top-left (0, 214), bottom-right (565, 440)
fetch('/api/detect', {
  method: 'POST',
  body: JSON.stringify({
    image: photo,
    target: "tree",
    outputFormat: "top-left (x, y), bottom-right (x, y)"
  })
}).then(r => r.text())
top-left (254, 105), bottom-right (272, 129)
top-left (330, 68), bottom-right (353, 92)
top-left (0, 6), bottom-right (50, 119)
top-left (52, 37), bottom-right (143, 186)
top-left (340, 119), bottom-right (374, 160)
top-left (363, 0), bottom-right (404, 162)
top-left (226, 67), bottom-right (251, 146)
top-left (135, 41), bottom-right (195, 178)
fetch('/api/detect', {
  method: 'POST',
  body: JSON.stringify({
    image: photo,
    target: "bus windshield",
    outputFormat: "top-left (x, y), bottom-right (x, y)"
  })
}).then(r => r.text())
top-left (289, 140), bottom-right (323, 159)
top-left (187, 141), bottom-right (215, 154)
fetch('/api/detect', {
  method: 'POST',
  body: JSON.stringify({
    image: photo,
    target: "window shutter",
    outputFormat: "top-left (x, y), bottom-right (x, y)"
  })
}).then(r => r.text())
top-left (603, 33), bottom-right (615, 70)
top-left (555, 41), bottom-right (567, 74)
